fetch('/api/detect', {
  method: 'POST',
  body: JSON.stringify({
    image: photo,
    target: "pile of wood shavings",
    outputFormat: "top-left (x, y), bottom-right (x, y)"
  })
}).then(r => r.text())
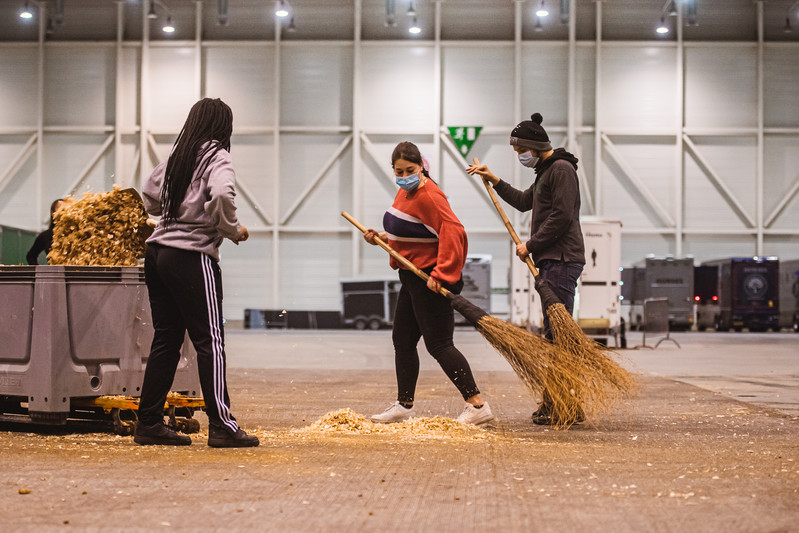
top-left (294, 408), bottom-right (492, 440)
top-left (48, 186), bottom-right (150, 266)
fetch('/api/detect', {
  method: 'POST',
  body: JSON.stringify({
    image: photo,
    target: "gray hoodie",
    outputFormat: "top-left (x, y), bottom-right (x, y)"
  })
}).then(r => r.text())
top-left (142, 144), bottom-right (243, 261)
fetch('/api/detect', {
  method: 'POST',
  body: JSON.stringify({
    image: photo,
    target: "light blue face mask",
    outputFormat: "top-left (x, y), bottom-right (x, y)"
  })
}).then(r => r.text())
top-left (518, 151), bottom-right (539, 168)
top-left (396, 173), bottom-right (421, 191)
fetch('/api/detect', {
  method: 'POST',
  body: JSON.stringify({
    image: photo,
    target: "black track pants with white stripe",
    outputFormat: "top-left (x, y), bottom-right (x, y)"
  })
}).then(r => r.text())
top-left (138, 243), bottom-right (239, 433)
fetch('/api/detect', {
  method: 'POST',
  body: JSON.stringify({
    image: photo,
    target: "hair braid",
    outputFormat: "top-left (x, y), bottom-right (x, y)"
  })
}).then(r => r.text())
top-left (161, 98), bottom-right (233, 224)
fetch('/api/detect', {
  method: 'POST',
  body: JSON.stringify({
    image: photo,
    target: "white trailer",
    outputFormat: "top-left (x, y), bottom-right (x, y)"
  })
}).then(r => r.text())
top-left (575, 218), bottom-right (622, 346)
top-left (509, 242), bottom-right (545, 333)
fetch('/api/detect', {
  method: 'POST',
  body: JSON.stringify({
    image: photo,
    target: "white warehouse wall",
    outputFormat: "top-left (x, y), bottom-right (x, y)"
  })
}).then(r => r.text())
top-left (1, 2), bottom-right (798, 322)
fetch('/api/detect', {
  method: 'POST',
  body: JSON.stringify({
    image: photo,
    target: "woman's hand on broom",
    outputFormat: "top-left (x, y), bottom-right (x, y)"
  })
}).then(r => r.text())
top-left (363, 228), bottom-right (387, 246)
top-left (426, 276), bottom-right (442, 293)
top-left (466, 157), bottom-right (500, 186)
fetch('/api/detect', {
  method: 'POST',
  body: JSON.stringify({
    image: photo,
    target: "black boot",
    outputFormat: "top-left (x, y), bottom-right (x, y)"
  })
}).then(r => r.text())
top-left (208, 424), bottom-right (260, 448)
top-left (134, 422), bottom-right (192, 446)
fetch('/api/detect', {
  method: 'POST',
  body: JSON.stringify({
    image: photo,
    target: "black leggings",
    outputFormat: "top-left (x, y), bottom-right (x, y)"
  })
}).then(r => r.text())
top-left (392, 268), bottom-right (480, 403)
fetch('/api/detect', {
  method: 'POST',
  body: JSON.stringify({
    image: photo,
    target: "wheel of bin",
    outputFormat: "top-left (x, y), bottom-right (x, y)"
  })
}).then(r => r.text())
top-left (354, 318), bottom-right (367, 330)
top-left (181, 418), bottom-right (201, 434)
top-left (368, 318), bottom-right (382, 330)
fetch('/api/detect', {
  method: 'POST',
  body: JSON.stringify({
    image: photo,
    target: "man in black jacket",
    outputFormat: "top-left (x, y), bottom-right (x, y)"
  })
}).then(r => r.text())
top-left (467, 113), bottom-right (586, 425)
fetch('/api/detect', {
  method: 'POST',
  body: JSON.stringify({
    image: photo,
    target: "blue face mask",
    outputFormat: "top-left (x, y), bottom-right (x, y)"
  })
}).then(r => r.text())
top-left (518, 151), bottom-right (539, 168)
top-left (396, 173), bottom-right (421, 191)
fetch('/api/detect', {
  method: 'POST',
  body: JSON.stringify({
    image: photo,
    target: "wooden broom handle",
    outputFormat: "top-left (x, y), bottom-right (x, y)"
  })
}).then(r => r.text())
top-left (480, 178), bottom-right (539, 277)
top-left (341, 211), bottom-right (453, 298)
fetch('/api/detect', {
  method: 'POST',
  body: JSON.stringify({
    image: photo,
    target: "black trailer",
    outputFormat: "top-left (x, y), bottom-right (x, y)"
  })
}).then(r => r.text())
top-left (778, 259), bottom-right (799, 332)
top-left (340, 278), bottom-right (400, 330)
top-left (702, 257), bottom-right (779, 332)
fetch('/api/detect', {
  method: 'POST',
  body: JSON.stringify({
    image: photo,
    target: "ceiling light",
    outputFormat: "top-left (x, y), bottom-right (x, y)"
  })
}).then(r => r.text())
top-left (46, 16), bottom-right (55, 35)
top-left (407, 1), bottom-right (416, 17)
top-left (534, 18), bottom-right (543, 32)
top-left (784, 16), bottom-right (792, 33)
top-left (408, 16), bottom-right (421, 34)
top-left (54, 0), bottom-right (64, 24)
top-left (218, 0), bottom-right (228, 26)
top-left (667, 0), bottom-right (678, 17)
top-left (686, 0), bottom-right (697, 26)
top-left (275, 0), bottom-right (289, 18)
top-left (536, 1), bottom-right (549, 17)
top-left (147, 1), bottom-right (158, 19)
top-left (385, 0), bottom-right (397, 27)
top-left (287, 16), bottom-right (297, 32)
top-left (162, 15), bottom-right (175, 33)
top-left (19, 1), bottom-right (34, 20)
top-left (656, 17), bottom-right (669, 34)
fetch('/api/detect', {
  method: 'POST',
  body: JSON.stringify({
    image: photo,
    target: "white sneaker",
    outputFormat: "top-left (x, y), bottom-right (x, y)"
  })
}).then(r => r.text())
top-left (371, 401), bottom-right (416, 423)
top-left (456, 401), bottom-right (495, 426)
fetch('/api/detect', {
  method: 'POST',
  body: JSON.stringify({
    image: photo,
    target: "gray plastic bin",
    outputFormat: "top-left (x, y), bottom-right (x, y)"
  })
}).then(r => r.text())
top-left (0, 265), bottom-right (200, 423)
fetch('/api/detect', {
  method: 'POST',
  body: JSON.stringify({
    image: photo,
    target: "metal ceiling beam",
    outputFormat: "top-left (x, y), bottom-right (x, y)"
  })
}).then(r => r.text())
top-left (0, 134), bottom-right (37, 197)
top-left (601, 132), bottom-right (676, 228)
top-left (280, 134), bottom-right (353, 225)
top-left (682, 134), bottom-right (755, 228)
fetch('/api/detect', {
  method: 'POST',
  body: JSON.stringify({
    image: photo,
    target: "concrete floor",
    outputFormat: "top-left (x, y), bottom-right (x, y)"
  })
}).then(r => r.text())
top-left (225, 328), bottom-right (799, 415)
top-left (1, 329), bottom-right (797, 532)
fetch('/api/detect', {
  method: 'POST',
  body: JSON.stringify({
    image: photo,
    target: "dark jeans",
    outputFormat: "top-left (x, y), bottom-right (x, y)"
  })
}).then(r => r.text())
top-left (392, 268), bottom-right (480, 403)
top-left (537, 259), bottom-right (584, 341)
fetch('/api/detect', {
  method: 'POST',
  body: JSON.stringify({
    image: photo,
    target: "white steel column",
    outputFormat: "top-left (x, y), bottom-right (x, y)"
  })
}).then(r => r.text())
top-left (114, 1), bottom-right (124, 187)
top-left (566, 0), bottom-right (576, 162)
top-left (139, 3), bottom-right (150, 190)
top-left (36, 3), bottom-right (45, 225)
top-left (756, 1), bottom-right (765, 255)
top-left (594, 1), bottom-right (603, 216)
top-left (195, 0), bottom-right (203, 100)
top-left (675, 5), bottom-right (685, 256)
top-left (512, 0), bottom-right (523, 228)
top-left (351, 0), bottom-right (363, 276)
top-left (272, 16), bottom-right (282, 304)
top-left (433, 0), bottom-right (442, 188)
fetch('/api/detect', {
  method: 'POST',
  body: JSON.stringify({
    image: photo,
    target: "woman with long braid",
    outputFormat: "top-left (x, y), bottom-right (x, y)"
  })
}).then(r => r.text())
top-left (134, 98), bottom-right (259, 447)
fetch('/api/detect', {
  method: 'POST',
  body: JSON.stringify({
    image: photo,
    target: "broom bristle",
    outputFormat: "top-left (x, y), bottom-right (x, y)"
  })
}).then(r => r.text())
top-left (547, 303), bottom-right (638, 418)
top-left (475, 315), bottom-right (591, 428)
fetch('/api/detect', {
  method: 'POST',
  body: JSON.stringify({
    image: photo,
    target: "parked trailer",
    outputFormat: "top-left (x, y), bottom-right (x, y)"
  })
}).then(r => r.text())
top-left (340, 278), bottom-right (400, 330)
top-left (701, 257), bottom-right (780, 332)
top-left (0, 265), bottom-right (202, 433)
top-left (620, 266), bottom-right (645, 331)
top-left (644, 257), bottom-right (695, 330)
top-left (778, 259), bottom-right (799, 332)
top-left (575, 219), bottom-right (622, 346)
top-left (509, 243), bottom-right (545, 333)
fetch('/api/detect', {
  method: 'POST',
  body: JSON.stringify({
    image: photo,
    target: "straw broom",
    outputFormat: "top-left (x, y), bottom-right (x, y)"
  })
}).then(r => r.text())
top-left (475, 175), bottom-right (636, 422)
top-left (342, 211), bottom-right (592, 427)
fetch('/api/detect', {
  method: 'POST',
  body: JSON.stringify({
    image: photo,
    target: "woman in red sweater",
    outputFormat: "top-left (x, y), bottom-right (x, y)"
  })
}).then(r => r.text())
top-left (364, 141), bottom-right (494, 426)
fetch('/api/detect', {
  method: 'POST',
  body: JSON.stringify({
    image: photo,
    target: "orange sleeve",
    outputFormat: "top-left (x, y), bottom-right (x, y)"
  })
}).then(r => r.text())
top-left (419, 186), bottom-right (468, 285)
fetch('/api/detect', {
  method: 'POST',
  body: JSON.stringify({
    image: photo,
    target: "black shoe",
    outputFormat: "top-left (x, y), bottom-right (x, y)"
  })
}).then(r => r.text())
top-left (208, 425), bottom-right (260, 448)
top-left (134, 422), bottom-right (192, 446)
top-left (531, 402), bottom-right (552, 422)
top-left (532, 408), bottom-right (586, 426)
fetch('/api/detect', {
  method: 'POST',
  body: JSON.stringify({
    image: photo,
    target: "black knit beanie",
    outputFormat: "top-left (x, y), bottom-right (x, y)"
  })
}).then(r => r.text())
top-left (509, 113), bottom-right (552, 152)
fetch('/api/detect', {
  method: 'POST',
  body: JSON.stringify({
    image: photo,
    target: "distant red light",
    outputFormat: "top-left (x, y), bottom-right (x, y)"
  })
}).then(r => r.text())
top-left (712, 295), bottom-right (718, 301)
top-left (694, 296), bottom-right (700, 301)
